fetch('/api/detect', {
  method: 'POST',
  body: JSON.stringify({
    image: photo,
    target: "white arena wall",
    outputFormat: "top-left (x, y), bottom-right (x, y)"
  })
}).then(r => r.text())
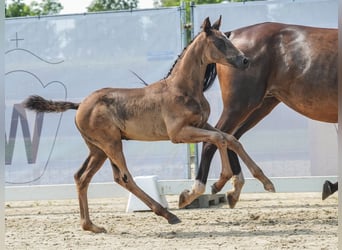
top-left (5, 8), bottom-right (187, 187)
top-left (5, 0), bottom-right (338, 201)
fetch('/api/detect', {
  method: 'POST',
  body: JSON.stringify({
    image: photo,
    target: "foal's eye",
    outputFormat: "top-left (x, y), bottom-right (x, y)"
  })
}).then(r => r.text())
top-left (213, 38), bottom-right (227, 51)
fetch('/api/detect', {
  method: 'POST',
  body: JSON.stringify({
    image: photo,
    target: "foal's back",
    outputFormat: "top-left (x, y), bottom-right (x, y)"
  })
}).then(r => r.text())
top-left (75, 85), bottom-right (171, 142)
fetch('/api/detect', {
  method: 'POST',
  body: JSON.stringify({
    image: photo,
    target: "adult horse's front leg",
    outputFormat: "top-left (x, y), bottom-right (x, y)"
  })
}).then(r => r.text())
top-left (178, 120), bottom-right (275, 209)
top-left (182, 131), bottom-right (273, 208)
top-left (179, 142), bottom-right (233, 208)
top-left (212, 97), bottom-right (279, 207)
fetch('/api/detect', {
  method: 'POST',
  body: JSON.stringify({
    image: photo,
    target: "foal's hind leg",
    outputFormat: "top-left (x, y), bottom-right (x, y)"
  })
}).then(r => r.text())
top-left (74, 143), bottom-right (107, 233)
top-left (322, 181), bottom-right (338, 200)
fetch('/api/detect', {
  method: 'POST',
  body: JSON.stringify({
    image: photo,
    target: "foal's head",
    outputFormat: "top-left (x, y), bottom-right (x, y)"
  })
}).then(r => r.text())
top-left (201, 16), bottom-right (249, 69)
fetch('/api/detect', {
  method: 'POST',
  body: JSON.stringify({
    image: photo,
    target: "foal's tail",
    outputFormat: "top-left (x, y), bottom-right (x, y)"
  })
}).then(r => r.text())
top-left (24, 95), bottom-right (79, 113)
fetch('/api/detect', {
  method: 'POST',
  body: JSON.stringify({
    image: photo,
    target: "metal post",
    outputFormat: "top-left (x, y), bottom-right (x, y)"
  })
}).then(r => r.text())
top-left (180, 1), bottom-right (191, 178)
top-left (180, 1), bottom-right (198, 179)
top-left (0, 0), bottom-right (5, 248)
top-left (179, 1), bottom-right (187, 49)
top-left (191, 1), bottom-right (199, 177)
top-left (184, 1), bottom-right (199, 179)
top-left (338, 1), bottom-right (342, 247)
top-left (190, 1), bottom-right (195, 39)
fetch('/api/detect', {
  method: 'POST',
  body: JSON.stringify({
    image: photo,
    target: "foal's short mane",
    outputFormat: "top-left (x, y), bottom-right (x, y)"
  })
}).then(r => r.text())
top-left (164, 32), bottom-right (217, 92)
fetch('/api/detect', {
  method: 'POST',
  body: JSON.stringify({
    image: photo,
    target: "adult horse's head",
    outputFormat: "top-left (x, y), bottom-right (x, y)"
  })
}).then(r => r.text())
top-left (201, 16), bottom-right (249, 70)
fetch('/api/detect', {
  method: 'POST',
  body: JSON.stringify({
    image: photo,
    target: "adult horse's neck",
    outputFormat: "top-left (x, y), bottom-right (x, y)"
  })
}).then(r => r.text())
top-left (165, 34), bottom-right (208, 94)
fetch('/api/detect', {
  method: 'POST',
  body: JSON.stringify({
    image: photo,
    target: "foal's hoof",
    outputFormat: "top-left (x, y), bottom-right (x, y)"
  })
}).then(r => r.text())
top-left (264, 182), bottom-right (276, 193)
top-left (227, 193), bottom-right (238, 209)
top-left (94, 226), bottom-right (107, 234)
top-left (82, 223), bottom-right (107, 234)
top-left (179, 189), bottom-right (190, 208)
top-left (168, 215), bottom-right (182, 225)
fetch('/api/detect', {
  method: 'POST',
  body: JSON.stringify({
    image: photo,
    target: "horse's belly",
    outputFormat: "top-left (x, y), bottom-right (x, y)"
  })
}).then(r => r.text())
top-left (280, 96), bottom-right (337, 123)
top-left (121, 120), bottom-right (170, 141)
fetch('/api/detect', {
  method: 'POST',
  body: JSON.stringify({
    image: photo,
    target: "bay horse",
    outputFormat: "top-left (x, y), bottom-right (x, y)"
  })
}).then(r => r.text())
top-left (24, 16), bottom-right (269, 233)
top-left (179, 22), bottom-right (337, 209)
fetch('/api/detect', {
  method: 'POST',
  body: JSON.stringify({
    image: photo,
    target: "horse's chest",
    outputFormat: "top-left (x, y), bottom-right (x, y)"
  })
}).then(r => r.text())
top-left (175, 95), bottom-right (210, 126)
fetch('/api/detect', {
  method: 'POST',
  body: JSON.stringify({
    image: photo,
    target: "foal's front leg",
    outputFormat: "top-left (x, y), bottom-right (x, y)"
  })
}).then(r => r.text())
top-left (167, 124), bottom-right (234, 208)
top-left (196, 123), bottom-right (275, 195)
top-left (105, 142), bottom-right (181, 225)
top-left (225, 172), bottom-right (245, 208)
top-left (207, 131), bottom-right (275, 207)
top-left (219, 132), bottom-right (275, 193)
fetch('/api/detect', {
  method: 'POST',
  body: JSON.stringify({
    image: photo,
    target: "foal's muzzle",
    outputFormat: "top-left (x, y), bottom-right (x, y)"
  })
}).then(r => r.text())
top-left (235, 55), bottom-right (250, 69)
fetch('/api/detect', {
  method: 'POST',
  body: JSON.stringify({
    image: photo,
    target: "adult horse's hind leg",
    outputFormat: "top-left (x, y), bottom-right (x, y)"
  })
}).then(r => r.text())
top-left (74, 142), bottom-right (108, 233)
top-left (322, 181), bottom-right (338, 200)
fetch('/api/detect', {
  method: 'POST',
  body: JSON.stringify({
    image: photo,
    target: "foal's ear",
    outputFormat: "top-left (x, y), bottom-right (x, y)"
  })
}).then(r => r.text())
top-left (212, 15), bottom-right (222, 30)
top-left (201, 17), bottom-right (212, 34)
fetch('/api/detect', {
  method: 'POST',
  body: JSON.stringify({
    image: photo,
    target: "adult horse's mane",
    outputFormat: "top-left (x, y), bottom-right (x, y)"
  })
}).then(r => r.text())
top-left (165, 33), bottom-right (217, 92)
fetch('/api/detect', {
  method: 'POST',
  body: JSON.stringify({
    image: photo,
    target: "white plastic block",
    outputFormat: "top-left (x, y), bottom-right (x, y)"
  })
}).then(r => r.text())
top-left (126, 175), bottom-right (168, 212)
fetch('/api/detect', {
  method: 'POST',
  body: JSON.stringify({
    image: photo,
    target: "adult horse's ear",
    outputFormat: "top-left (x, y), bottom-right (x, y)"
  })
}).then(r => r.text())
top-left (212, 15), bottom-right (222, 30)
top-left (201, 17), bottom-right (212, 34)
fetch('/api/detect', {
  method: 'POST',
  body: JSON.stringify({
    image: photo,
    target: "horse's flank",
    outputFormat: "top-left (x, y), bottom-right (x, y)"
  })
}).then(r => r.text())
top-left (224, 22), bottom-right (337, 123)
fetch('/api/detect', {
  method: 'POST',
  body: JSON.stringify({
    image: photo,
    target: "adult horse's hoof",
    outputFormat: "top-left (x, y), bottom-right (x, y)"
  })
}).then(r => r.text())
top-left (168, 214), bottom-right (182, 224)
top-left (211, 183), bottom-right (220, 194)
top-left (178, 189), bottom-right (190, 208)
top-left (322, 180), bottom-right (332, 200)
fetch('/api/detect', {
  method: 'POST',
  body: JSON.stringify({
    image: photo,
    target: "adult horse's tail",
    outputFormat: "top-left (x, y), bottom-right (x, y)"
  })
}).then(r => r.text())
top-left (24, 95), bottom-right (79, 113)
